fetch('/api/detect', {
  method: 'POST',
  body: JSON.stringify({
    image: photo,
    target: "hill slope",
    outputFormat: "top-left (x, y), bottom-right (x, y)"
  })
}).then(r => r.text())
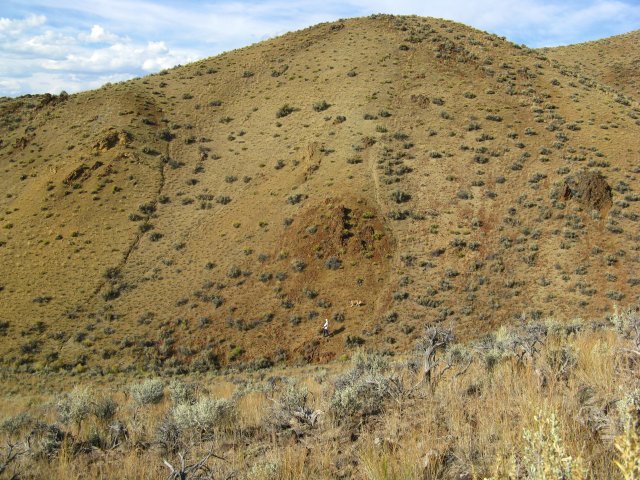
top-left (543, 29), bottom-right (640, 100)
top-left (541, 30), bottom-right (640, 101)
top-left (1, 15), bottom-right (639, 373)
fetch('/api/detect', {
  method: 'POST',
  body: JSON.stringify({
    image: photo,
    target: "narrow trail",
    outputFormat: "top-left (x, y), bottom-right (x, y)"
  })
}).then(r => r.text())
top-left (88, 97), bottom-right (168, 303)
top-left (368, 81), bottom-right (411, 319)
top-left (116, 146), bottom-right (168, 269)
top-left (368, 120), bottom-right (403, 319)
top-left (368, 142), bottom-right (387, 318)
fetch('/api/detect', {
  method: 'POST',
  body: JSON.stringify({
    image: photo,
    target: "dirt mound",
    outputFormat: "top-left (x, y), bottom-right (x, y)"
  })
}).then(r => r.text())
top-left (562, 171), bottom-right (612, 212)
top-left (283, 197), bottom-right (393, 263)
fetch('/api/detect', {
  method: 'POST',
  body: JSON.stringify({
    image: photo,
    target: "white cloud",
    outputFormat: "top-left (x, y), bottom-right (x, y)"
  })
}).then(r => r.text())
top-left (0, 13), bottom-right (199, 95)
top-left (41, 41), bottom-right (194, 73)
top-left (79, 24), bottom-right (122, 43)
top-left (121, 0), bottom-right (639, 46)
top-left (0, 13), bottom-right (46, 35)
top-left (0, 71), bottom-right (134, 97)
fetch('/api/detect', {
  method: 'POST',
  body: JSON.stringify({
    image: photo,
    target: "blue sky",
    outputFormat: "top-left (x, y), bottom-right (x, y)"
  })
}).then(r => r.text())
top-left (1, 0), bottom-right (639, 97)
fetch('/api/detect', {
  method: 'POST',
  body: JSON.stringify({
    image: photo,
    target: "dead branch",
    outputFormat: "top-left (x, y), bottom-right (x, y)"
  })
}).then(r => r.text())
top-left (0, 443), bottom-right (27, 479)
top-left (163, 450), bottom-right (226, 480)
top-left (414, 326), bottom-right (454, 388)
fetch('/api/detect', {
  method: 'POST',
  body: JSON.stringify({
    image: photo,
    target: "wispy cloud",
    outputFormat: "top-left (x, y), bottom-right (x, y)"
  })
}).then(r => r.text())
top-left (0, 0), bottom-right (638, 96)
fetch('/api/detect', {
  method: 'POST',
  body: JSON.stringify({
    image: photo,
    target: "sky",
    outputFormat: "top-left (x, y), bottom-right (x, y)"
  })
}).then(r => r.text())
top-left (1, 0), bottom-right (639, 97)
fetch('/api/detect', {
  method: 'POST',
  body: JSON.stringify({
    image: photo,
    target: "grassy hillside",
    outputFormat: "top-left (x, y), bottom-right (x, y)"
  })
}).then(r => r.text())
top-left (0, 15), bottom-right (639, 375)
top-left (543, 30), bottom-right (640, 100)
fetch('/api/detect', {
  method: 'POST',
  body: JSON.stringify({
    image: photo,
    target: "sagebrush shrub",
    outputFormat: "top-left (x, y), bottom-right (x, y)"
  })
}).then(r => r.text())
top-left (614, 402), bottom-right (640, 479)
top-left (485, 411), bottom-right (586, 480)
top-left (172, 398), bottom-right (236, 434)
top-left (57, 387), bottom-right (92, 428)
top-left (313, 100), bottom-right (331, 112)
top-left (330, 352), bottom-right (393, 423)
top-left (276, 104), bottom-right (296, 118)
top-left (391, 190), bottom-right (411, 203)
top-left (291, 259), bottom-right (306, 272)
top-left (325, 257), bottom-right (342, 270)
top-left (169, 379), bottom-right (197, 406)
top-left (521, 412), bottom-right (586, 479)
top-left (268, 384), bottom-right (311, 429)
top-left (130, 379), bottom-right (164, 406)
top-left (0, 412), bottom-right (33, 437)
top-left (156, 416), bottom-right (183, 454)
top-left (93, 396), bottom-right (117, 424)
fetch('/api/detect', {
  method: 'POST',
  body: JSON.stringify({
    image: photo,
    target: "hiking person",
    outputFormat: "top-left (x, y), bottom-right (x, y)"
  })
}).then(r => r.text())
top-left (322, 318), bottom-right (329, 337)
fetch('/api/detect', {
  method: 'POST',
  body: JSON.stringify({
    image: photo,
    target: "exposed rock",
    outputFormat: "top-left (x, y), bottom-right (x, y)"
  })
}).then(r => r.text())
top-left (93, 129), bottom-right (132, 152)
top-left (410, 94), bottom-right (431, 108)
top-left (63, 161), bottom-right (103, 185)
top-left (14, 136), bottom-right (28, 149)
top-left (562, 170), bottom-right (612, 212)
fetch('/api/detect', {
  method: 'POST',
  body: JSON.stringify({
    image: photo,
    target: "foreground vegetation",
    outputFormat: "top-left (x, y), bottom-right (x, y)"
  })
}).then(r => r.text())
top-left (1, 307), bottom-right (638, 479)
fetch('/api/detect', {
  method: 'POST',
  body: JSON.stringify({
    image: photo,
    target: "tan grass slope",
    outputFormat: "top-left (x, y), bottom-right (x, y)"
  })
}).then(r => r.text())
top-left (544, 29), bottom-right (640, 100)
top-left (0, 15), bottom-right (639, 372)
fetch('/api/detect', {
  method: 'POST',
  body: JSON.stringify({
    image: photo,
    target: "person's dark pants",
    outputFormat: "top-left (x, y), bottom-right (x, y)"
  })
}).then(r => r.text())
top-left (323, 328), bottom-right (329, 337)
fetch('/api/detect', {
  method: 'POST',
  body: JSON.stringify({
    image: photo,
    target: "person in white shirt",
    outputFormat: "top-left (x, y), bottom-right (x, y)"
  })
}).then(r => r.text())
top-left (322, 318), bottom-right (329, 337)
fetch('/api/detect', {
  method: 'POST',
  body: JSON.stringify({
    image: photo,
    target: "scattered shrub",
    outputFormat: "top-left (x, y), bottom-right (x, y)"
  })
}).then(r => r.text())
top-left (391, 190), bottom-right (411, 203)
top-left (276, 104), bottom-right (296, 118)
top-left (330, 352), bottom-right (393, 423)
top-left (172, 398), bottom-right (236, 434)
top-left (57, 387), bottom-right (92, 429)
top-left (227, 266), bottom-right (241, 278)
top-left (313, 100), bottom-right (331, 112)
top-left (157, 129), bottom-right (174, 141)
top-left (130, 379), bottom-right (164, 406)
top-left (287, 193), bottom-right (305, 205)
top-left (93, 397), bottom-right (117, 424)
top-left (325, 257), bottom-right (342, 270)
top-left (291, 259), bottom-right (306, 272)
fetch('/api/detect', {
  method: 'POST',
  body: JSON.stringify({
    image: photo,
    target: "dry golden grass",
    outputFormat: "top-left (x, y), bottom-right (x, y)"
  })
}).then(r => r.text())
top-left (1, 311), bottom-right (638, 479)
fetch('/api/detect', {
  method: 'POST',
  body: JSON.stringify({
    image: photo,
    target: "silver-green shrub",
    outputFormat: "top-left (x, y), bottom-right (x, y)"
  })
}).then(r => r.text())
top-left (93, 396), bottom-right (117, 423)
top-left (0, 412), bottom-right (33, 437)
top-left (130, 379), bottom-right (164, 406)
top-left (172, 398), bottom-right (236, 433)
top-left (329, 351), bottom-right (393, 423)
top-left (168, 379), bottom-right (197, 406)
top-left (56, 387), bottom-right (92, 428)
top-left (268, 384), bottom-right (320, 430)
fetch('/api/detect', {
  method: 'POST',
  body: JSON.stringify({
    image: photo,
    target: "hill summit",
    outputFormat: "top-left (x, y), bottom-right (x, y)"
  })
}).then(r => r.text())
top-left (1, 15), bottom-right (639, 373)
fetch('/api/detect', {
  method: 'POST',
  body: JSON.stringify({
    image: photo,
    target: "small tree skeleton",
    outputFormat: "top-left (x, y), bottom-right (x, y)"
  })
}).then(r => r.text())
top-left (622, 308), bottom-right (640, 356)
top-left (0, 443), bottom-right (27, 480)
top-left (434, 344), bottom-right (474, 385)
top-left (162, 451), bottom-right (231, 480)
top-left (513, 331), bottom-right (545, 365)
top-left (266, 384), bottom-right (323, 435)
top-left (415, 326), bottom-right (455, 387)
